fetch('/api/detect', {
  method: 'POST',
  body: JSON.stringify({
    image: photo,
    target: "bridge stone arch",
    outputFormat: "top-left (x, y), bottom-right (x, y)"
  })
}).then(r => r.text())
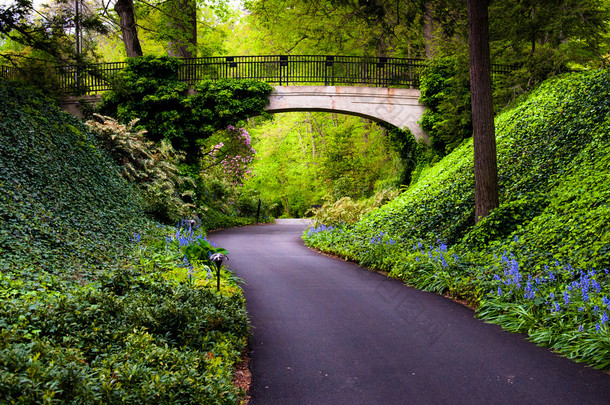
top-left (266, 86), bottom-right (428, 142)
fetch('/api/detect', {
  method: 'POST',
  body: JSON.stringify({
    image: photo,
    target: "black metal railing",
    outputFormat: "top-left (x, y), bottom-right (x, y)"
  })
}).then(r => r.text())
top-left (0, 65), bottom-right (17, 80)
top-left (1, 55), bottom-right (521, 95)
top-left (53, 55), bottom-right (428, 94)
top-left (196, 55), bottom-right (428, 88)
top-left (56, 61), bottom-right (126, 95)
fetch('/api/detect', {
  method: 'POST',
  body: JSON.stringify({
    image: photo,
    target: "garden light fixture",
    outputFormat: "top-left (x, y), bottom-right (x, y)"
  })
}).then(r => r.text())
top-left (210, 253), bottom-right (229, 291)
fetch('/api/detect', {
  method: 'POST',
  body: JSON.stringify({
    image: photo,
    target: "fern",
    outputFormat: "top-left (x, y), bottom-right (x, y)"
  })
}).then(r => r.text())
top-left (86, 114), bottom-right (195, 222)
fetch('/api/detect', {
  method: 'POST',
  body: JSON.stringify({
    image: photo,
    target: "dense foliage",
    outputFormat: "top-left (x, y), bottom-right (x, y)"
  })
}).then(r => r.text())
top-left (309, 188), bottom-right (401, 228)
top-left (0, 81), bottom-right (144, 274)
top-left (304, 69), bottom-right (610, 370)
top-left (418, 55), bottom-right (472, 156)
top-left (242, 113), bottom-right (405, 217)
top-left (0, 81), bottom-right (251, 403)
top-left (86, 114), bottom-right (196, 223)
top-left (1, 222), bottom-right (249, 403)
top-left (99, 56), bottom-right (273, 162)
top-left (96, 56), bottom-right (276, 225)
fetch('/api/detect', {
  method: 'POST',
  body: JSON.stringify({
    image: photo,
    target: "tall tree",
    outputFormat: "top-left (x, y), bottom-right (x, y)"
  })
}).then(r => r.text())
top-left (467, 0), bottom-right (498, 222)
top-left (165, 0), bottom-right (197, 58)
top-left (1, 0), bottom-right (106, 63)
top-left (113, 0), bottom-right (143, 57)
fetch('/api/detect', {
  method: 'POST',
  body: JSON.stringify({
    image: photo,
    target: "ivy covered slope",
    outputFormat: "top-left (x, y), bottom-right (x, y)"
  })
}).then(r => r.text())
top-left (0, 82), bottom-right (250, 403)
top-left (0, 81), bottom-right (145, 273)
top-left (305, 69), bottom-right (610, 369)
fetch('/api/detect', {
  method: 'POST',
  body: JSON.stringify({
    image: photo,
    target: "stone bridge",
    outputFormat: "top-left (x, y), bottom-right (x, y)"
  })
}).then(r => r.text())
top-left (267, 86), bottom-right (426, 141)
top-left (8, 55), bottom-right (517, 142)
top-left (61, 86), bottom-right (426, 141)
top-left (50, 55), bottom-right (426, 140)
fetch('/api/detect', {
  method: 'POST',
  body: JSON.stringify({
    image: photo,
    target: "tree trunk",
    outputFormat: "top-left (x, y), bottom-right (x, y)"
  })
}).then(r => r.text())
top-left (114, 0), bottom-right (143, 57)
top-left (423, 11), bottom-right (437, 58)
top-left (467, 0), bottom-right (499, 223)
top-left (166, 0), bottom-right (197, 58)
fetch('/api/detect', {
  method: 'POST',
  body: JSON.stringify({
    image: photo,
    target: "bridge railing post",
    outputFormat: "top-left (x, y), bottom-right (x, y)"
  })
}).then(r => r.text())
top-left (325, 56), bottom-right (334, 86)
top-left (279, 55), bottom-right (289, 86)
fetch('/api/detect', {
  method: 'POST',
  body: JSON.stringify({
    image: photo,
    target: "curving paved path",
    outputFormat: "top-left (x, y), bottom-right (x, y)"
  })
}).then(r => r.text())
top-left (211, 220), bottom-right (610, 404)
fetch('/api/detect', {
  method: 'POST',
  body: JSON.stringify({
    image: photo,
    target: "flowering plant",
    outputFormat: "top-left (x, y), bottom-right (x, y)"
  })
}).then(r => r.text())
top-left (200, 126), bottom-right (255, 187)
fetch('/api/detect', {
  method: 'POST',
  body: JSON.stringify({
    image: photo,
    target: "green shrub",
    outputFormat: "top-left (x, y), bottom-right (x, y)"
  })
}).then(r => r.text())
top-left (310, 188), bottom-right (401, 227)
top-left (384, 125), bottom-right (418, 186)
top-left (99, 56), bottom-right (272, 162)
top-left (86, 114), bottom-right (196, 223)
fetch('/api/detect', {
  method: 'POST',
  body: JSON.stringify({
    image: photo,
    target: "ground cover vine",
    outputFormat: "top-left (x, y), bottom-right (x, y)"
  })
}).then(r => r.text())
top-left (0, 81), bottom-right (251, 403)
top-left (304, 69), bottom-right (610, 370)
top-left (1, 219), bottom-right (249, 403)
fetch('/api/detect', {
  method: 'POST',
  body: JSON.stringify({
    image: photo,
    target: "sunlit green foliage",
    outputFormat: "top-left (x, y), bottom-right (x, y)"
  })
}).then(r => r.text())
top-left (243, 112), bottom-right (404, 217)
top-left (489, 0), bottom-right (610, 69)
top-left (240, 0), bottom-right (427, 56)
top-left (304, 69), bottom-right (610, 369)
top-left (131, 0), bottom-right (233, 57)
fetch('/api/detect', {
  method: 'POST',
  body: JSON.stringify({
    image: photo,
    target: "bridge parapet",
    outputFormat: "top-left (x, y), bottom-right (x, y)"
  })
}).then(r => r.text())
top-left (2, 55), bottom-right (519, 97)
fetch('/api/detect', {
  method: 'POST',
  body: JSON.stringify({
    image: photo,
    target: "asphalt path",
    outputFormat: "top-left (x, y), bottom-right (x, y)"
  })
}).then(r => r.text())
top-left (211, 220), bottom-right (610, 404)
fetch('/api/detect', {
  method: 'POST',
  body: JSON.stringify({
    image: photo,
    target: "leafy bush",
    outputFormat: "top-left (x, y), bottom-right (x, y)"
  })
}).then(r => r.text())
top-left (310, 197), bottom-right (370, 227)
top-left (200, 126), bottom-right (256, 186)
top-left (304, 69), bottom-right (610, 369)
top-left (99, 56), bottom-right (273, 162)
top-left (310, 188), bottom-right (401, 227)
